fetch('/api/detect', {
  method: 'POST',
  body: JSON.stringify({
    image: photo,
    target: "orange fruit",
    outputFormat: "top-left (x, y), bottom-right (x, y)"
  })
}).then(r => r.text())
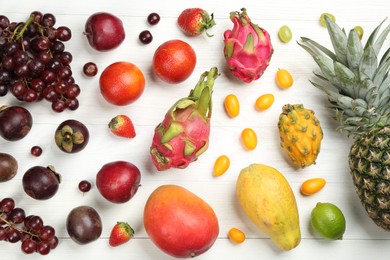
top-left (152, 39), bottom-right (196, 84)
top-left (99, 62), bottom-right (145, 106)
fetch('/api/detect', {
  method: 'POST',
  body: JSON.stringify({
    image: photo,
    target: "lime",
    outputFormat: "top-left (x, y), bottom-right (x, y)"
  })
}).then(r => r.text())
top-left (310, 202), bottom-right (346, 240)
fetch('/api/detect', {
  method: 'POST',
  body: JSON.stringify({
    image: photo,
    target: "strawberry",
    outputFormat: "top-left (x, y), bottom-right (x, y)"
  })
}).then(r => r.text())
top-left (177, 8), bottom-right (216, 37)
top-left (109, 222), bottom-right (134, 247)
top-left (108, 115), bottom-right (136, 138)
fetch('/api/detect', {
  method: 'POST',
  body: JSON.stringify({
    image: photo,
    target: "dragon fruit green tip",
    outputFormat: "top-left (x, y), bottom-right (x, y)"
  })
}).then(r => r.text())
top-left (224, 8), bottom-right (273, 83)
top-left (150, 67), bottom-right (220, 171)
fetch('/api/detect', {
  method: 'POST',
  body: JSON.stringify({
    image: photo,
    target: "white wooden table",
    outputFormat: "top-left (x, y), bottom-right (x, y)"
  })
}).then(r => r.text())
top-left (1, 0), bottom-right (390, 259)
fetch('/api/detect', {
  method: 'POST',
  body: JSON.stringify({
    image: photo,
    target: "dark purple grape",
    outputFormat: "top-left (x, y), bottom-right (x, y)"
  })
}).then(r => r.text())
top-left (37, 241), bottom-right (51, 255)
top-left (32, 36), bottom-right (50, 52)
top-left (22, 165), bottom-right (61, 200)
top-left (10, 81), bottom-right (28, 98)
top-left (30, 78), bottom-right (46, 92)
top-left (65, 98), bottom-right (79, 111)
top-left (83, 62), bottom-right (98, 77)
top-left (37, 51), bottom-right (51, 64)
top-left (23, 89), bottom-right (38, 103)
top-left (43, 86), bottom-right (59, 102)
top-left (0, 15), bottom-right (10, 29)
top-left (2, 56), bottom-right (15, 71)
top-left (78, 180), bottom-right (91, 193)
top-left (56, 26), bottom-right (72, 41)
top-left (65, 84), bottom-right (80, 99)
top-left (0, 213), bottom-right (9, 225)
top-left (12, 50), bottom-right (29, 66)
top-left (51, 99), bottom-right (66, 113)
top-left (0, 226), bottom-right (7, 240)
top-left (139, 30), bottom-right (153, 44)
top-left (27, 215), bottom-right (44, 232)
top-left (41, 13), bottom-right (56, 27)
top-left (28, 59), bottom-right (45, 77)
top-left (25, 23), bottom-right (38, 37)
top-left (21, 239), bottom-right (37, 254)
top-left (7, 228), bottom-right (21, 243)
top-left (0, 69), bottom-right (11, 83)
top-left (39, 225), bottom-right (55, 241)
top-left (147, 12), bottom-right (160, 25)
top-left (54, 80), bottom-right (67, 95)
top-left (50, 40), bottom-right (65, 54)
top-left (58, 66), bottom-right (72, 80)
top-left (41, 70), bottom-right (56, 84)
top-left (0, 84), bottom-right (7, 96)
top-left (31, 146), bottom-right (43, 157)
top-left (48, 236), bottom-right (59, 249)
top-left (58, 51), bottom-right (72, 65)
top-left (4, 42), bottom-right (19, 56)
top-left (46, 58), bottom-right (62, 72)
top-left (14, 64), bottom-right (30, 77)
top-left (31, 11), bottom-right (43, 23)
top-left (0, 198), bottom-right (15, 212)
top-left (9, 207), bottom-right (26, 224)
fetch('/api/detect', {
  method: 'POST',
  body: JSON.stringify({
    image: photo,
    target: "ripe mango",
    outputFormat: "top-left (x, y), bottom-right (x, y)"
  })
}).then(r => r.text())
top-left (144, 185), bottom-right (219, 258)
top-left (236, 164), bottom-right (301, 251)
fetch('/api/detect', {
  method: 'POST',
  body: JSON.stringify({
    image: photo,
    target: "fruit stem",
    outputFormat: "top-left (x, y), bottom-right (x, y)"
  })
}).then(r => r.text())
top-left (13, 14), bottom-right (35, 41)
top-left (0, 214), bottom-right (41, 241)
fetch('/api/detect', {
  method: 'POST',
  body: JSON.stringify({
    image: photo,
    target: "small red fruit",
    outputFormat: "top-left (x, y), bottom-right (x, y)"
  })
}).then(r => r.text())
top-left (109, 222), bottom-right (134, 247)
top-left (152, 39), bottom-right (196, 84)
top-left (108, 115), bottom-right (136, 138)
top-left (96, 161), bottom-right (141, 203)
top-left (178, 8), bottom-right (216, 37)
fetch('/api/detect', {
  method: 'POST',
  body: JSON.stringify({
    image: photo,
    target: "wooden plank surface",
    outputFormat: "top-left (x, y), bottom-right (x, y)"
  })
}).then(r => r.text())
top-left (1, 0), bottom-right (390, 259)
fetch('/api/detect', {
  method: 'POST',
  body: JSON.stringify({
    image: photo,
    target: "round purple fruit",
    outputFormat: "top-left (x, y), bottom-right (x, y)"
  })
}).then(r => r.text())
top-left (0, 106), bottom-right (33, 141)
top-left (22, 165), bottom-right (61, 200)
top-left (55, 119), bottom-right (89, 153)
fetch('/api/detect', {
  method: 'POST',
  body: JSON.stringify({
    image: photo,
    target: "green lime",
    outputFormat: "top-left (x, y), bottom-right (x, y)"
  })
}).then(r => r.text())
top-left (320, 13), bottom-right (336, 27)
top-left (310, 202), bottom-right (346, 240)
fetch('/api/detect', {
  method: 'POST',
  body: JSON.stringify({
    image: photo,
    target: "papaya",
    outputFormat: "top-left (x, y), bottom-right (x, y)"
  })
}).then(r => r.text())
top-left (236, 164), bottom-right (301, 251)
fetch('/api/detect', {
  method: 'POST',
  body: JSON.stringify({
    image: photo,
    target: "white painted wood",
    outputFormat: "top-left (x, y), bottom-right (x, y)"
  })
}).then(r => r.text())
top-left (1, 0), bottom-right (390, 259)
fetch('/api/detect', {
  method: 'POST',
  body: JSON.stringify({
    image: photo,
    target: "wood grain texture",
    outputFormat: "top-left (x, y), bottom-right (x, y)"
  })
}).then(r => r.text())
top-left (1, 0), bottom-right (390, 259)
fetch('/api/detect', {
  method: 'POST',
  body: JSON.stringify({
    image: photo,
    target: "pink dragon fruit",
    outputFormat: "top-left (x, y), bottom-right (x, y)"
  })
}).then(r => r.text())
top-left (224, 8), bottom-right (273, 83)
top-left (150, 67), bottom-right (219, 171)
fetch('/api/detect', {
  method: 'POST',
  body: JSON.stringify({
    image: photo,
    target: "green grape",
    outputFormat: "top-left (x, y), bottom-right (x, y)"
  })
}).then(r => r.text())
top-left (278, 25), bottom-right (293, 43)
top-left (354, 26), bottom-right (364, 40)
top-left (320, 13), bottom-right (336, 27)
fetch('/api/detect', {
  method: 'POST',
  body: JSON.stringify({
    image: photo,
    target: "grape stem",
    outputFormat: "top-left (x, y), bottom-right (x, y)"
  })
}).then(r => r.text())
top-left (13, 14), bottom-right (35, 41)
top-left (0, 214), bottom-right (41, 241)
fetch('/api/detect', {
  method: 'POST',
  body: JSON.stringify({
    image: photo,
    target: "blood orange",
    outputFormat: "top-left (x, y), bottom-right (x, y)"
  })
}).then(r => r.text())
top-left (99, 62), bottom-right (145, 106)
top-left (152, 40), bottom-right (196, 84)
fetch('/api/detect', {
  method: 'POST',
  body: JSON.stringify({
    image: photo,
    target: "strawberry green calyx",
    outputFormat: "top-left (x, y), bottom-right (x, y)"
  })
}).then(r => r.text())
top-left (150, 67), bottom-right (219, 171)
top-left (200, 12), bottom-right (216, 37)
top-left (224, 8), bottom-right (273, 83)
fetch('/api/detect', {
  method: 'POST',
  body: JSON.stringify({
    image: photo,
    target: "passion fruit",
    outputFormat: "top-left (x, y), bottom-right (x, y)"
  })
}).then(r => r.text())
top-left (0, 106), bottom-right (33, 141)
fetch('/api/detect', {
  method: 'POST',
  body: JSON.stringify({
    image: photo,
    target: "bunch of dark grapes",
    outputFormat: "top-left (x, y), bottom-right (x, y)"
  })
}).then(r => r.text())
top-left (0, 197), bottom-right (59, 255)
top-left (0, 11), bottom-right (80, 112)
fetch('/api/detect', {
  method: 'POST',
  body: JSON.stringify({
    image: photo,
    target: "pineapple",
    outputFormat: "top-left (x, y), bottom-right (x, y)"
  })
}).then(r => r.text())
top-left (278, 104), bottom-right (323, 168)
top-left (299, 16), bottom-right (390, 230)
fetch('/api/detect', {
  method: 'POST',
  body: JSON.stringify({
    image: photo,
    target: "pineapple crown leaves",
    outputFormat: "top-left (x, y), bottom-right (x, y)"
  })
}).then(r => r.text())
top-left (298, 16), bottom-right (390, 136)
